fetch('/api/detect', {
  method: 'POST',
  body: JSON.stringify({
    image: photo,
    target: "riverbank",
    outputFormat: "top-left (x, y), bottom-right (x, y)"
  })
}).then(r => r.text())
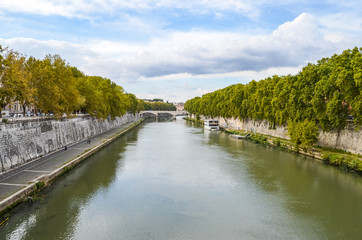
top-left (0, 114), bottom-right (140, 173)
top-left (185, 117), bottom-right (362, 174)
top-left (0, 119), bottom-right (144, 215)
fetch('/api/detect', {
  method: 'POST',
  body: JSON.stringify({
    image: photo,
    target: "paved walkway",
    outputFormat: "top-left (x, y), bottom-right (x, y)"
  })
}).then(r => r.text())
top-left (0, 120), bottom-right (140, 201)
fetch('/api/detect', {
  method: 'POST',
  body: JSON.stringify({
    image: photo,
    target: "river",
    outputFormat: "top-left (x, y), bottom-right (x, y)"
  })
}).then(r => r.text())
top-left (1, 118), bottom-right (362, 240)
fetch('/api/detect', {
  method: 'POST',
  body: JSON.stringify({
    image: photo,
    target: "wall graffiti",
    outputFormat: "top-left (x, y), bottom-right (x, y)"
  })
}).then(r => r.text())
top-left (0, 114), bottom-right (139, 172)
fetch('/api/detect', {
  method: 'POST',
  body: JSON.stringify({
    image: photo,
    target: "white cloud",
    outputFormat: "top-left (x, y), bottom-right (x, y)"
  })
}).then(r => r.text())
top-left (1, 12), bottom-right (358, 80)
top-left (319, 12), bottom-right (362, 34)
top-left (2, 0), bottom-right (361, 21)
top-left (1, 12), bottom-right (361, 101)
top-left (82, 13), bottom-right (352, 79)
top-left (0, 0), bottom-right (82, 18)
top-left (0, 0), bottom-right (266, 19)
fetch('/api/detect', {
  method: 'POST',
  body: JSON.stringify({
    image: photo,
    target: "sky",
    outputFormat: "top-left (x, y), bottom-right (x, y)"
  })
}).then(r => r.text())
top-left (0, 0), bottom-right (361, 102)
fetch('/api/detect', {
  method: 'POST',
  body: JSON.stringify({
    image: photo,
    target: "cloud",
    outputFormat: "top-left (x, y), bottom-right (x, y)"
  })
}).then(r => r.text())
top-left (319, 11), bottom-right (362, 34)
top-left (1, 12), bottom-right (358, 80)
top-left (1, 12), bottom-right (361, 101)
top-left (86, 13), bottom-right (355, 79)
top-left (2, 0), bottom-right (361, 21)
top-left (0, 0), bottom-right (268, 20)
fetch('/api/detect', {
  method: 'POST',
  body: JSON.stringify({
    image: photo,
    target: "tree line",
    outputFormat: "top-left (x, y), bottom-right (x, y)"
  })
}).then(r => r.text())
top-left (141, 101), bottom-right (176, 111)
top-left (0, 46), bottom-right (173, 119)
top-left (185, 47), bottom-right (362, 146)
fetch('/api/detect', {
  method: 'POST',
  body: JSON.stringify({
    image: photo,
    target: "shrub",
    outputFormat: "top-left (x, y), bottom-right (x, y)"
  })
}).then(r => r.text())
top-left (322, 153), bottom-right (331, 163)
top-left (36, 181), bottom-right (45, 190)
top-left (322, 153), bottom-right (362, 173)
top-left (329, 155), bottom-right (343, 165)
top-left (288, 119), bottom-right (319, 148)
top-left (250, 134), bottom-right (268, 145)
top-left (273, 138), bottom-right (281, 147)
top-left (347, 159), bottom-right (359, 170)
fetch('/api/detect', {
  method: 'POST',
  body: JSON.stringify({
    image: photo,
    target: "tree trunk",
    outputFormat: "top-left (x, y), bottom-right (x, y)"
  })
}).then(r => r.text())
top-left (23, 103), bottom-right (26, 116)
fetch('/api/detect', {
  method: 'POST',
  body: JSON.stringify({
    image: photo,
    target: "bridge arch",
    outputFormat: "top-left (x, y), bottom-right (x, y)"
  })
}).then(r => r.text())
top-left (140, 111), bottom-right (188, 119)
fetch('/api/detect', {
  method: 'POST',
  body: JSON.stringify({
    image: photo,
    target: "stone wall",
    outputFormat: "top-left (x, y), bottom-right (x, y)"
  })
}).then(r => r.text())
top-left (193, 114), bottom-right (362, 155)
top-left (0, 113), bottom-right (139, 172)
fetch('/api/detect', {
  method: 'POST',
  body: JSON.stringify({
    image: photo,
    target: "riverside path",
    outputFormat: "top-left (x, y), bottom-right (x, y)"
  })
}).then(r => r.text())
top-left (0, 120), bottom-right (141, 203)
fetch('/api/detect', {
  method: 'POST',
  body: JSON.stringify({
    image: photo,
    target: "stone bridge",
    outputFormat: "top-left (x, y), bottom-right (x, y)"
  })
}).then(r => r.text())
top-left (140, 111), bottom-right (188, 119)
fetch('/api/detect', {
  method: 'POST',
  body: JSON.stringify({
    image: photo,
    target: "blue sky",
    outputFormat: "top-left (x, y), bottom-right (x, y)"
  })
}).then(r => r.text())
top-left (0, 0), bottom-right (361, 102)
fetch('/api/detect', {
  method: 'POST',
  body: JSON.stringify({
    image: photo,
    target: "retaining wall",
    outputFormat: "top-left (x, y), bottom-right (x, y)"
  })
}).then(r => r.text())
top-left (0, 113), bottom-right (139, 172)
top-left (193, 114), bottom-right (362, 155)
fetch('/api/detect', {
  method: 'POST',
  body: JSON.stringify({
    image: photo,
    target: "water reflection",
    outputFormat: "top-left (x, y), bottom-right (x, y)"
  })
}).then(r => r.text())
top-left (1, 120), bottom-right (362, 240)
top-left (203, 130), bottom-right (362, 240)
top-left (2, 130), bottom-right (139, 240)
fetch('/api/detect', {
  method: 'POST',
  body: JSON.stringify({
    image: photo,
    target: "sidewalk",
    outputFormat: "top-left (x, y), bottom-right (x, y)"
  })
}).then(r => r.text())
top-left (0, 119), bottom-right (142, 202)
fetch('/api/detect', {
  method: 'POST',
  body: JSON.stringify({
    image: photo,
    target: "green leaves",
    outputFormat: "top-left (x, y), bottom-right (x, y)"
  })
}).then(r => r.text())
top-left (77, 76), bottom-right (139, 120)
top-left (185, 47), bottom-right (362, 134)
top-left (142, 100), bottom-right (176, 111)
top-left (0, 46), bottom-right (141, 119)
top-left (288, 119), bottom-right (319, 147)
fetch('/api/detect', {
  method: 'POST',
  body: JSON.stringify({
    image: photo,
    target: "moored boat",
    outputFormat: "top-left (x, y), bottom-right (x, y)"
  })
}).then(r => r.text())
top-left (204, 119), bottom-right (219, 130)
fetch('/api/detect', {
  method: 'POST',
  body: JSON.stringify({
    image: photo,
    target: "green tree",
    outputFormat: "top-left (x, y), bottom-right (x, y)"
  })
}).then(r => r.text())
top-left (288, 119), bottom-right (319, 149)
top-left (0, 49), bottom-right (21, 116)
top-left (185, 47), bottom-right (362, 133)
top-left (31, 55), bottom-right (81, 117)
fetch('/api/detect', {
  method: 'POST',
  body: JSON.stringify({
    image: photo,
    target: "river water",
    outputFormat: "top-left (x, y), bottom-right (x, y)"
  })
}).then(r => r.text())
top-left (1, 118), bottom-right (362, 240)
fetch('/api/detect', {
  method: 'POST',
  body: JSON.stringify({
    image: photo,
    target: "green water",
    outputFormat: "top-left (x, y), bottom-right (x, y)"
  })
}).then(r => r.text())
top-left (1, 118), bottom-right (362, 239)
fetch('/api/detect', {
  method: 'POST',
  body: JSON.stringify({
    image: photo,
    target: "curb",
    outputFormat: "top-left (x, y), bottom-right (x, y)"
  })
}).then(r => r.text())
top-left (0, 119), bottom-right (144, 215)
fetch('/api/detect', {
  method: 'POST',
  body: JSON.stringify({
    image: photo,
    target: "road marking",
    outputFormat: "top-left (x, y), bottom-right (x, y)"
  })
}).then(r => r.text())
top-left (0, 183), bottom-right (28, 187)
top-left (24, 170), bottom-right (51, 173)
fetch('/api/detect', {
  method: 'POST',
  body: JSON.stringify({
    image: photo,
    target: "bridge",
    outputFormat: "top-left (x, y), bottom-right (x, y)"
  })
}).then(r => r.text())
top-left (140, 111), bottom-right (188, 119)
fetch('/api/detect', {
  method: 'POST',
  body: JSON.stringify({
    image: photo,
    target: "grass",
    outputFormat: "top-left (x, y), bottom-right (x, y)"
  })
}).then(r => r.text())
top-left (184, 117), bottom-right (204, 125)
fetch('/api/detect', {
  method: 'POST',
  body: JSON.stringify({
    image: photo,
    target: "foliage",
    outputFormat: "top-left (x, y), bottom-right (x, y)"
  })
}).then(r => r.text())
top-left (36, 181), bottom-right (45, 190)
top-left (322, 153), bottom-right (362, 172)
top-left (77, 76), bottom-right (136, 119)
top-left (0, 48), bottom-right (17, 112)
top-left (0, 45), bottom-right (141, 119)
top-left (184, 117), bottom-right (204, 124)
top-left (273, 138), bottom-right (281, 147)
top-left (185, 47), bottom-right (362, 136)
top-left (288, 119), bottom-right (319, 148)
top-left (249, 133), bottom-right (268, 144)
top-left (196, 114), bottom-right (200, 121)
top-left (30, 55), bottom-right (82, 117)
top-left (140, 101), bottom-right (176, 111)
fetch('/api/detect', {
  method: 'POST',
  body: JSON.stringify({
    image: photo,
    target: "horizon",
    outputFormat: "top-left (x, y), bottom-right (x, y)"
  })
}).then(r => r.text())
top-left (0, 0), bottom-right (361, 102)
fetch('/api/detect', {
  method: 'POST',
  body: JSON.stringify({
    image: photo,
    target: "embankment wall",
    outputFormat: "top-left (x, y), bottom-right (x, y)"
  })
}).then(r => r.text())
top-left (192, 114), bottom-right (362, 155)
top-left (0, 113), bottom-right (139, 172)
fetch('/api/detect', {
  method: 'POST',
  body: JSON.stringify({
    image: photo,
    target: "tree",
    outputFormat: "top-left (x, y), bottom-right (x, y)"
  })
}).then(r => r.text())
top-left (0, 49), bottom-right (20, 116)
top-left (125, 93), bottom-right (139, 114)
top-left (288, 119), bottom-right (319, 149)
top-left (77, 76), bottom-right (108, 119)
top-left (185, 47), bottom-right (362, 132)
top-left (29, 55), bottom-right (80, 117)
top-left (11, 53), bottom-right (34, 116)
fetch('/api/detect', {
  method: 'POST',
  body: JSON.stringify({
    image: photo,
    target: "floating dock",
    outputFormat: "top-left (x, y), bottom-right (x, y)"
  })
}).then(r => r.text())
top-left (231, 133), bottom-right (250, 140)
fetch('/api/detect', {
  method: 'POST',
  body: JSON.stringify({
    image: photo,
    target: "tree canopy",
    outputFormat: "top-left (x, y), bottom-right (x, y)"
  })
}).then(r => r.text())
top-left (185, 47), bottom-right (362, 135)
top-left (0, 46), bottom-right (142, 119)
top-left (140, 101), bottom-right (176, 111)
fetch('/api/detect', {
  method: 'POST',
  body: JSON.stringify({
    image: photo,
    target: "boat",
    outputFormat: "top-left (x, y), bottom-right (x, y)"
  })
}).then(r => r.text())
top-left (204, 119), bottom-right (219, 130)
top-left (231, 133), bottom-right (250, 140)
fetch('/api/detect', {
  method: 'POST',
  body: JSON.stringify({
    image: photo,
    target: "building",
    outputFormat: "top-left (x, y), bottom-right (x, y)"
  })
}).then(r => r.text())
top-left (174, 102), bottom-right (184, 111)
top-left (1, 101), bottom-right (35, 117)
